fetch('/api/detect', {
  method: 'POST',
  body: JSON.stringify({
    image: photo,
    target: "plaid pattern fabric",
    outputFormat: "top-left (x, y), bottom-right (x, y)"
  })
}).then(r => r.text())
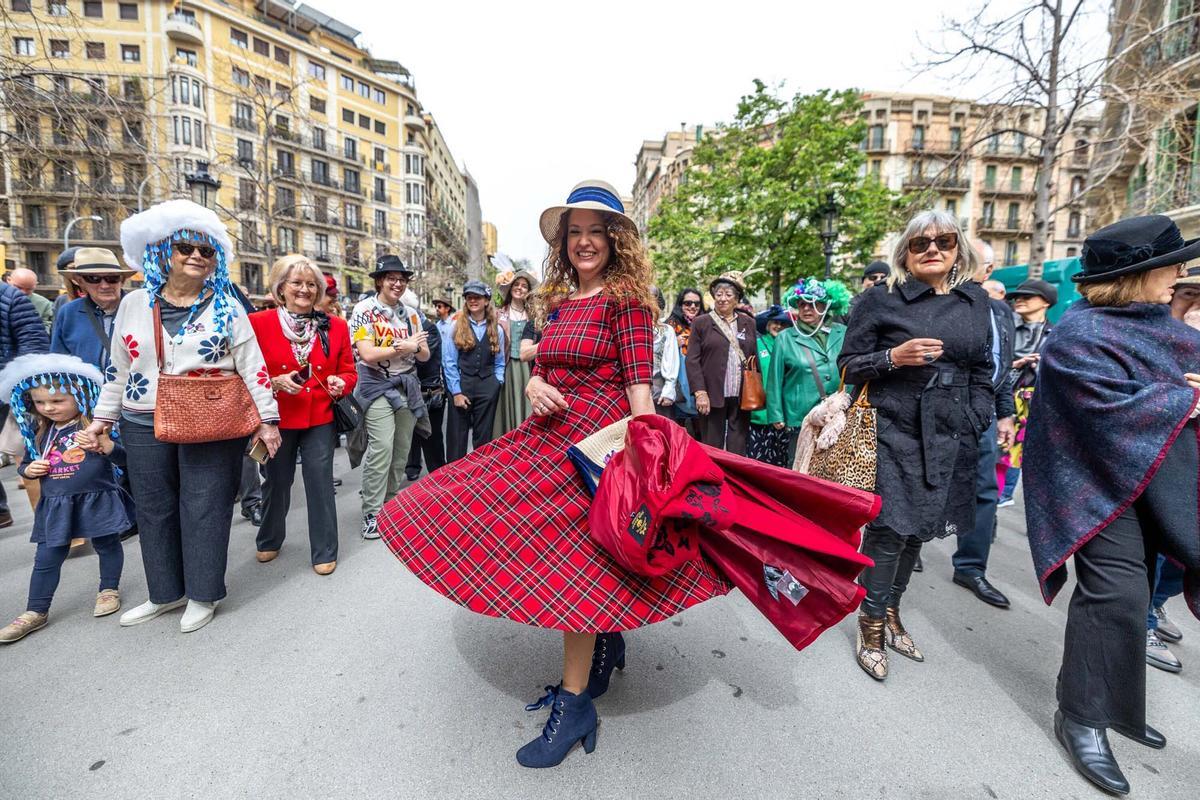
top-left (379, 295), bottom-right (731, 632)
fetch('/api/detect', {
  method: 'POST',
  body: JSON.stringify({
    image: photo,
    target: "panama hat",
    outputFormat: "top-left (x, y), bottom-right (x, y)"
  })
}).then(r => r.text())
top-left (59, 247), bottom-right (134, 275)
top-left (538, 180), bottom-right (637, 244)
top-left (1074, 215), bottom-right (1200, 284)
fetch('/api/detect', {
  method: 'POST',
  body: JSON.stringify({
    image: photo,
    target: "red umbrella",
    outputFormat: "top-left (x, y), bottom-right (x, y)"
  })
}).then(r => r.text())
top-left (588, 415), bottom-right (877, 651)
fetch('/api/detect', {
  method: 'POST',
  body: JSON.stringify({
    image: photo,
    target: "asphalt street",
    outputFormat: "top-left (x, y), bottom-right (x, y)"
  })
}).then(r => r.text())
top-left (1, 449), bottom-right (1197, 800)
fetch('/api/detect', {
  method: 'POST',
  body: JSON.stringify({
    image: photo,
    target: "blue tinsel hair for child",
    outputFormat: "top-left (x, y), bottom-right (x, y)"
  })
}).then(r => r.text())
top-left (0, 354), bottom-right (104, 459)
top-left (119, 198), bottom-right (240, 338)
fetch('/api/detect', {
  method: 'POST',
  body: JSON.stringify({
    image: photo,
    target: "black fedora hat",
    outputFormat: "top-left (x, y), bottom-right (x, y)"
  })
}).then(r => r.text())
top-left (1008, 278), bottom-right (1058, 307)
top-left (369, 254), bottom-right (414, 280)
top-left (1074, 215), bottom-right (1200, 284)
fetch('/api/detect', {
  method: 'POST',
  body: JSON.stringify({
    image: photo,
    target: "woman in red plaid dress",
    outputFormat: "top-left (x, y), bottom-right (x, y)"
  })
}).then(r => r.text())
top-left (378, 180), bottom-right (730, 768)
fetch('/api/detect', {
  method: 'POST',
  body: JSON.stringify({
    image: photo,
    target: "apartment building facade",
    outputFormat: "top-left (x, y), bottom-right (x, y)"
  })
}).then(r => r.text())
top-left (1, 0), bottom-right (474, 301)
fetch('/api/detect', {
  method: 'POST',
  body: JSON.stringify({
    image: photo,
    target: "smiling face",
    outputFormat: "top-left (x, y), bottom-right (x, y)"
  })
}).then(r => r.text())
top-left (169, 240), bottom-right (217, 283)
top-left (509, 277), bottom-right (531, 303)
top-left (464, 293), bottom-right (489, 317)
top-left (376, 272), bottom-right (408, 305)
top-left (565, 209), bottom-right (610, 285)
top-left (30, 385), bottom-right (81, 424)
top-left (904, 227), bottom-right (959, 287)
top-left (681, 291), bottom-right (702, 321)
top-left (281, 265), bottom-right (320, 313)
top-left (766, 320), bottom-right (786, 336)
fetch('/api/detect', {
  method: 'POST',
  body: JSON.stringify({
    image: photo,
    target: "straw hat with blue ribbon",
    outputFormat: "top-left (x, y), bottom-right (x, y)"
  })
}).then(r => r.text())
top-left (538, 180), bottom-right (637, 244)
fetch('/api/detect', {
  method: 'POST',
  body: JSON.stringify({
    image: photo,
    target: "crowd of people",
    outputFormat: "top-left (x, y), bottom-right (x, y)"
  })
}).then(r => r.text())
top-left (0, 185), bottom-right (1196, 795)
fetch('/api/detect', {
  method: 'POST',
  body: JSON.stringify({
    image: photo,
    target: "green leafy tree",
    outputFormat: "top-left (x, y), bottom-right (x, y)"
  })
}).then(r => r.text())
top-left (648, 82), bottom-right (905, 302)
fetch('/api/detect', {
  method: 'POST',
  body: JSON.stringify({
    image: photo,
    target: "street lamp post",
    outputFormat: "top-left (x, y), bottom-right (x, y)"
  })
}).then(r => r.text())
top-left (64, 215), bottom-right (102, 251)
top-left (184, 161), bottom-right (220, 209)
top-left (137, 174), bottom-right (154, 212)
top-left (819, 192), bottom-right (840, 280)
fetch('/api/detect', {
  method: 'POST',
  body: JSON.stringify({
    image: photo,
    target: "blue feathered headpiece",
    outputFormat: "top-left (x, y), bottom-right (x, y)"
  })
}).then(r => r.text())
top-left (0, 354), bottom-right (104, 459)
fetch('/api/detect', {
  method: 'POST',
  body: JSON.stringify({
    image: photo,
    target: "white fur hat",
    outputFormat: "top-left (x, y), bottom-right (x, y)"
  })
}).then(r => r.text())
top-left (119, 199), bottom-right (235, 271)
top-left (0, 353), bottom-right (105, 401)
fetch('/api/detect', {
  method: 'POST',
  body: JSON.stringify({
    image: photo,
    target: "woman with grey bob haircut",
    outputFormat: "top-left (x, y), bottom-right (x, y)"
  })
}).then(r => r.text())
top-left (884, 210), bottom-right (981, 290)
top-left (838, 208), bottom-right (995, 681)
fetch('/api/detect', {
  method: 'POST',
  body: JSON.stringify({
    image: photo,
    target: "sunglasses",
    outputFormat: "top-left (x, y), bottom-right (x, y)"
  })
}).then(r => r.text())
top-left (682, 300), bottom-right (701, 307)
top-left (907, 233), bottom-right (958, 255)
top-left (172, 242), bottom-right (217, 259)
top-left (864, 273), bottom-right (886, 282)
top-left (80, 275), bottom-right (123, 285)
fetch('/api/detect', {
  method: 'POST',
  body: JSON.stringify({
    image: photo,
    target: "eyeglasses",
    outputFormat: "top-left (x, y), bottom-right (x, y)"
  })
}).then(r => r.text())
top-left (285, 279), bottom-right (319, 291)
top-left (682, 300), bottom-right (701, 308)
top-left (381, 275), bottom-right (408, 285)
top-left (907, 233), bottom-right (958, 255)
top-left (172, 242), bottom-right (217, 260)
top-left (80, 275), bottom-right (123, 285)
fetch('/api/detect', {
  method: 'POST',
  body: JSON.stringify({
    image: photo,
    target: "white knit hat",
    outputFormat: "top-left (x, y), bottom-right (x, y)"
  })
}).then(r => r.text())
top-left (119, 199), bottom-right (235, 271)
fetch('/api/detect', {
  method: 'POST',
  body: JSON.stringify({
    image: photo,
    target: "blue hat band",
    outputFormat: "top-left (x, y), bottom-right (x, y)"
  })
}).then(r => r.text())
top-left (566, 186), bottom-right (624, 214)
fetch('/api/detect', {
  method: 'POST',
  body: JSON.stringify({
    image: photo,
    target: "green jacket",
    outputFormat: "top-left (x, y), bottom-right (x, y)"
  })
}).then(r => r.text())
top-left (765, 323), bottom-right (846, 427)
top-left (749, 332), bottom-right (777, 426)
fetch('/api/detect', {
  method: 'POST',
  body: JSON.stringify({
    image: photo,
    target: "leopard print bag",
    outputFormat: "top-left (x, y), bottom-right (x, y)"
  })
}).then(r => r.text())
top-left (805, 381), bottom-right (877, 492)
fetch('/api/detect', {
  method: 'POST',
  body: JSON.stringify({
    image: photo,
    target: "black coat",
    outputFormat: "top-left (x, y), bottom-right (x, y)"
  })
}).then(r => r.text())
top-left (987, 297), bottom-right (1017, 419)
top-left (839, 280), bottom-right (994, 540)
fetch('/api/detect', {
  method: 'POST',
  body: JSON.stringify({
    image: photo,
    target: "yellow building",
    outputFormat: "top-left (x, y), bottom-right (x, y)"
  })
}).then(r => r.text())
top-left (481, 221), bottom-right (497, 259)
top-left (0, 0), bottom-right (473, 300)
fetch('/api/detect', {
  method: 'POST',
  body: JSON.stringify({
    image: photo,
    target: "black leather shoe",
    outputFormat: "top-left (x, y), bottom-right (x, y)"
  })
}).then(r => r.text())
top-left (1055, 710), bottom-right (1130, 795)
top-left (1113, 722), bottom-right (1166, 750)
top-left (912, 553), bottom-right (923, 572)
top-left (332, 477), bottom-right (343, 487)
top-left (952, 573), bottom-right (1010, 608)
top-left (250, 505), bottom-right (264, 527)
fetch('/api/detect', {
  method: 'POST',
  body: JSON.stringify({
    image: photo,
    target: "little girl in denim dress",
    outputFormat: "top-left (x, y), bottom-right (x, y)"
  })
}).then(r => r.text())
top-left (0, 354), bottom-right (135, 643)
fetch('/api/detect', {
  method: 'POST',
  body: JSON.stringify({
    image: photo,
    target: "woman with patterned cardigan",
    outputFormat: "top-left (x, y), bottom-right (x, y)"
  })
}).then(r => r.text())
top-left (87, 200), bottom-right (280, 634)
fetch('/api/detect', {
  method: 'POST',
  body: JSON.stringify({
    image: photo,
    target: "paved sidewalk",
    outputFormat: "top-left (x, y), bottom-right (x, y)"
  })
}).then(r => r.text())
top-left (0, 454), bottom-right (1196, 799)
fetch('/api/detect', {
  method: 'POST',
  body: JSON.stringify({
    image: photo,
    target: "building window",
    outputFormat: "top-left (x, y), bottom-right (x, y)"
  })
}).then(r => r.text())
top-left (14, 37), bottom-right (35, 56)
top-left (984, 164), bottom-right (997, 189)
top-left (374, 120), bottom-right (386, 135)
top-left (231, 28), bottom-right (248, 48)
top-left (372, 88), bottom-right (385, 104)
top-left (315, 233), bottom-right (329, 257)
top-left (310, 96), bottom-right (326, 114)
top-left (1004, 241), bottom-right (1019, 266)
top-left (11, 0), bottom-right (31, 11)
top-left (176, 48), bottom-right (197, 67)
top-left (83, 0), bottom-right (102, 17)
top-left (406, 213), bottom-right (423, 236)
top-left (85, 41), bottom-right (105, 59)
top-left (312, 128), bottom-right (326, 150)
top-left (912, 124), bottom-right (925, 149)
top-left (358, 81), bottom-right (370, 98)
top-left (344, 138), bottom-right (357, 160)
top-left (192, 79), bottom-right (202, 108)
top-left (404, 154), bottom-right (423, 176)
top-left (253, 37), bottom-right (269, 57)
top-left (119, 2), bottom-right (137, 20)
top-left (1068, 211), bottom-right (1082, 238)
top-left (50, 39), bottom-right (68, 58)
top-left (312, 160), bottom-right (329, 184)
top-left (949, 127), bottom-right (963, 151)
top-left (121, 44), bottom-right (140, 63)
top-left (49, 1), bottom-right (67, 15)
top-left (274, 46), bottom-right (289, 66)
top-left (982, 200), bottom-right (995, 224)
top-left (276, 149), bottom-right (294, 175)
top-left (1006, 202), bottom-right (1020, 226)
top-left (945, 198), bottom-right (958, 217)
top-left (1067, 246), bottom-right (1078, 257)
top-left (242, 262), bottom-right (264, 294)
top-left (342, 108), bottom-right (354, 124)
top-left (344, 169), bottom-right (360, 193)
top-left (406, 182), bottom-right (425, 206)
top-left (309, 61), bottom-right (326, 80)
top-left (1011, 166), bottom-right (1023, 190)
top-left (236, 139), bottom-right (253, 163)
top-left (1071, 175), bottom-right (1084, 198)
top-left (374, 209), bottom-right (386, 231)
top-left (358, 114), bottom-right (370, 130)
top-left (345, 204), bottom-right (361, 228)
top-left (868, 124), bottom-right (884, 149)
top-left (869, 160), bottom-right (881, 177)
top-left (340, 74), bottom-right (354, 91)
top-left (373, 176), bottom-right (386, 200)
top-left (232, 67), bottom-right (249, 87)
top-left (278, 227), bottom-right (296, 252)
top-left (238, 178), bottom-right (256, 209)
top-left (373, 146), bottom-right (385, 164)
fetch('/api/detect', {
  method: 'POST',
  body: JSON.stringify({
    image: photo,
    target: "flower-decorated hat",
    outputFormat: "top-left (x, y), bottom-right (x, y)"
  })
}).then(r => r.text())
top-left (784, 277), bottom-right (852, 317)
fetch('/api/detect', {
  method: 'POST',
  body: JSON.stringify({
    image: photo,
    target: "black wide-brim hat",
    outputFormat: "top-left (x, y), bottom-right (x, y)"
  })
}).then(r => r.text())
top-left (1074, 214), bottom-right (1200, 284)
top-left (369, 254), bottom-right (414, 280)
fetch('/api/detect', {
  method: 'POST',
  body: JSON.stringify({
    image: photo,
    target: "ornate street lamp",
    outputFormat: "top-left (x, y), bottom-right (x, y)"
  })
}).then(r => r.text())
top-left (820, 191), bottom-right (840, 280)
top-left (63, 215), bottom-right (102, 250)
top-left (185, 161), bottom-right (220, 209)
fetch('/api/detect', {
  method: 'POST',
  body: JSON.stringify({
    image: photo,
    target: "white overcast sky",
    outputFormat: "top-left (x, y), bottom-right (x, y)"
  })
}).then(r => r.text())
top-left (337, 0), bottom-right (1109, 268)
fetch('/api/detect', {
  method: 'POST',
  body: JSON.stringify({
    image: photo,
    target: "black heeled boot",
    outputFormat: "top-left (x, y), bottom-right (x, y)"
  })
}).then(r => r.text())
top-left (1055, 710), bottom-right (1130, 795)
top-left (587, 632), bottom-right (626, 699)
top-left (516, 686), bottom-right (598, 768)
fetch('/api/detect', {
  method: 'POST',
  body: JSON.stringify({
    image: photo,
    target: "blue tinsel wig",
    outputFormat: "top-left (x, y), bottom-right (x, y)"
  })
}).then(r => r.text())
top-left (0, 354), bottom-right (104, 459)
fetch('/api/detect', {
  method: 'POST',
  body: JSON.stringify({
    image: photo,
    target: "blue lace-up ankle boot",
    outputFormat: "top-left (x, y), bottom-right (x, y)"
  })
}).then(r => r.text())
top-left (516, 686), bottom-right (598, 768)
top-left (587, 632), bottom-right (626, 699)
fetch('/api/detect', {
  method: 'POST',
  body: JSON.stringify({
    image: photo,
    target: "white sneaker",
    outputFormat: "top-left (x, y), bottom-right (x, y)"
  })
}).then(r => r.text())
top-left (119, 598), bottom-right (186, 627)
top-left (997, 498), bottom-right (1016, 508)
top-left (180, 600), bottom-right (218, 633)
top-left (361, 513), bottom-right (380, 540)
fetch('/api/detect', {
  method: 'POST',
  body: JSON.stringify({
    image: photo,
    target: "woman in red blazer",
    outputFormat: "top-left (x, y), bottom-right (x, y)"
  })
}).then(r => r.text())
top-left (249, 255), bottom-right (357, 575)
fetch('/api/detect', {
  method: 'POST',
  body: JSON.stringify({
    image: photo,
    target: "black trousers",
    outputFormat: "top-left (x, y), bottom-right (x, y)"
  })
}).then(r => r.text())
top-left (447, 377), bottom-right (499, 462)
top-left (858, 525), bottom-right (924, 619)
top-left (1058, 501), bottom-right (1161, 733)
top-left (257, 423), bottom-right (338, 565)
top-left (698, 398), bottom-right (748, 455)
top-left (405, 395), bottom-right (446, 479)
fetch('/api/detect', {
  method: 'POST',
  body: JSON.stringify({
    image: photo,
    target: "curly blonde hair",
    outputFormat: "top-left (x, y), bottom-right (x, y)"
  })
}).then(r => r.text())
top-left (531, 210), bottom-right (659, 326)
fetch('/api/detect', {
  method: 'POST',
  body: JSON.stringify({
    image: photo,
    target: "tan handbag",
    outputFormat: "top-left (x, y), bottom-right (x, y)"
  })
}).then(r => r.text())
top-left (152, 304), bottom-right (261, 444)
top-left (806, 372), bottom-right (877, 492)
top-left (710, 312), bottom-right (765, 412)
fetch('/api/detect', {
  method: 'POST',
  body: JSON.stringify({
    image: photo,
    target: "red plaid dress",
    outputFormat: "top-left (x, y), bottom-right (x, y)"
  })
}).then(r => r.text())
top-left (378, 294), bottom-right (731, 632)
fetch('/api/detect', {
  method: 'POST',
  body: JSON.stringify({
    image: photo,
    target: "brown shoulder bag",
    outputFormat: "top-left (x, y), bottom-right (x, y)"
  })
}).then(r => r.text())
top-left (710, 312), bottom-right (765, 411)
